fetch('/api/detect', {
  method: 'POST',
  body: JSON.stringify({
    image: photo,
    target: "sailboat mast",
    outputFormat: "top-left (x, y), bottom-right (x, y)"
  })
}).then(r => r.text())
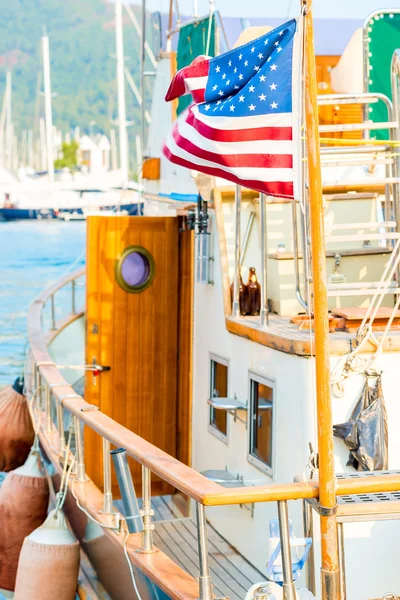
top-left (303, 1), bottom-right (340, 597)
top-left (42, 34), bottom-right (54, 184)
top-left (115, 0), bottom-right (129, 190)
top-left (5, 71), bottom-right (12, 170)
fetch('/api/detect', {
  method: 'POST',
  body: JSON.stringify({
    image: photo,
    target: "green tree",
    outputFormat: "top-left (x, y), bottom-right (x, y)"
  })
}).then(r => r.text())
top-left (0, 0), bottom-right (148, 141)
top-left (54, 139), bottom-right (78, 171)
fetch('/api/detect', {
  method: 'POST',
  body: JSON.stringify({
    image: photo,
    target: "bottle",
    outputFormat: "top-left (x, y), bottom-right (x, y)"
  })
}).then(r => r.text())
top-left (247, 267), bottom-right (261, 316)
top-left (230, 273), bottom-right (249, 316)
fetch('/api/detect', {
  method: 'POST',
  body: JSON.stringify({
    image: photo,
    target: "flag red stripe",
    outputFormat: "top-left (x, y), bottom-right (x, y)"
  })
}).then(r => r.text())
top-left (191, 89), bottom-right (206, 103)
top-left (162, 143), bottom-right (294, 198)
top-left (186, 109), bottom-right (293, 142)
top-left (165, 59), bottom-right (210, 101)
top-left (172, 124), bottom-right (293, 169)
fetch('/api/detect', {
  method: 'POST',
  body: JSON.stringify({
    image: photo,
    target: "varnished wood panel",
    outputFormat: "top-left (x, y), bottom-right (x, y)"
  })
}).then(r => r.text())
top-left (84, 217), bottom-right (104, 488)
top-left (176, 225), bottom-right (194, 467)
top-left (85, 216), bottom-right (179, 495)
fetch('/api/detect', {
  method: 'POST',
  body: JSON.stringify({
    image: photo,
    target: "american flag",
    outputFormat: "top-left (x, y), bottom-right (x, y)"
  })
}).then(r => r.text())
top-left (163, 19), bottom-right (299, 199)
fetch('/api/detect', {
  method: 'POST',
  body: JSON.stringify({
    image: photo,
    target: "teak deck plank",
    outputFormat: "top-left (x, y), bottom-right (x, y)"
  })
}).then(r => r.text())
top-left (169, 519), bottom-right (245, 599)
top-left (153, 518), bottom-right (265, 600)
top-left (181, 518), bottom-right (262, 589)
top-left (154, 520), bottom-right (237, 599)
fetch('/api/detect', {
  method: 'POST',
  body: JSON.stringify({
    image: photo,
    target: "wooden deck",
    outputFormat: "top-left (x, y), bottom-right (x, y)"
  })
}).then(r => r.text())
top-left (154, 517), bottom-right (264, 600)
top-left (116, 495), bottom-right (264, 600)
top-left (227, 313), bottom-right (400, 357)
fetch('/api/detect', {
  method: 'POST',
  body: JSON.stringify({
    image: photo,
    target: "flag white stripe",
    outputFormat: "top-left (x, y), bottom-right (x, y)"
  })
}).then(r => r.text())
top-left (165, 131), bottom-right (294, 182)
top-left (191, 104), bottom-right (293, 130)
top-left (178, 117), bottom-right (293, 155)
top-left (185, 76), bottom-right (208, 92)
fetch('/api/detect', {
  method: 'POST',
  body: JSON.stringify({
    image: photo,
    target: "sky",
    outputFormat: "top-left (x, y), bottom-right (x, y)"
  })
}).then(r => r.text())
top-left (134, 0), bottom-right (400, 19)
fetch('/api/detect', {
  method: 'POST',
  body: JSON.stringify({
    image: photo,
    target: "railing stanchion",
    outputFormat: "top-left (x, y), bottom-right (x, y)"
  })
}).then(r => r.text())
top-left (277, 500), bottom-right (297, 600)
top-left (74, 416), bottom-right (87, 482)
top-left (56, 400), bottom-right (65, 453)
top-left (102, 438), bottom-right (113, 513)
top-left (303, 499), bottom-right (316, 595)
top-left (338, 522), bottom-right (347, 600)
top-left (196, 503), bottom-right (213, 600)
top-left (71, 279), bottom-right (76, 315)
top-left (35, 367), bottom-right (43, 410)
top-left (141, 466), bottom-right (155, 553)
top-left (50, 294), bottom-right (56, 330)
top-left (45, 383), bottom-right (52, 433)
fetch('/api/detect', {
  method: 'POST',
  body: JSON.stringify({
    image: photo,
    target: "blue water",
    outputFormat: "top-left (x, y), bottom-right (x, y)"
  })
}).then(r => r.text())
top-left (0, 221), bottom-right (86, 386)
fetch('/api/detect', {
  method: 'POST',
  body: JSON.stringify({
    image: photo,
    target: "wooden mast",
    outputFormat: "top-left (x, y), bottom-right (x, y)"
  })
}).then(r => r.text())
top-left (303, 1), bottom-right (340, 598)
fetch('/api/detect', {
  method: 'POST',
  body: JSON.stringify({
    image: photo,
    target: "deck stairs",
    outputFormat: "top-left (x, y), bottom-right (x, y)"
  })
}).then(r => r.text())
top-left (217, 92), bottom-right (400, 317)
top-left (317, 94), bottom-right (400, 311)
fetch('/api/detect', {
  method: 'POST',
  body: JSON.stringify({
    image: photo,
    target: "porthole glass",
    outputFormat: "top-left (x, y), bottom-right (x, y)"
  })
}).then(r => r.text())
top-left (115, 246), bottom-right (155, 293)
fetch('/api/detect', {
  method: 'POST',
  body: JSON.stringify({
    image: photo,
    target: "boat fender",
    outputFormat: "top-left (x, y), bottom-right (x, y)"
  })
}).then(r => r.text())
top-left (83, 523), bottom-right (151, 600)
top-left (244, 583), bottom-right (316, 600)
top-left (13, 447), bottom-right (43, 478)
top-left (14, 509), bottom-right (80, 600)
top-left (245, 582), bottom-right (283, 599)
top-left (0, 380), bottom-right (35, 471)
top-left (0, 454), bottom-right (49, 591)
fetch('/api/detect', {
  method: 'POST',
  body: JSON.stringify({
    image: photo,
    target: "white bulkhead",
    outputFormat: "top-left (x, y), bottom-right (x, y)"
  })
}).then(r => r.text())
top-left (192, 211), bottom-right (400, 599)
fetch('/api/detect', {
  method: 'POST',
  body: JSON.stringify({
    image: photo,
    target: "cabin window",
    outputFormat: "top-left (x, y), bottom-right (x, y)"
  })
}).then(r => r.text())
top-left (209, 355), bottom-right (229, 442)
top-left (115, 246), bottom-right (155, 293)
top-left (248, 373), bottom-right (275, 476)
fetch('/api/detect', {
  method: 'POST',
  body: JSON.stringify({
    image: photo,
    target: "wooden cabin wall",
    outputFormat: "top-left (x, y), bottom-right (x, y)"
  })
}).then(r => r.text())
top-left (85, 215), bottom-right (183, 496)
top-left (176, 222), bottom-right (194, 468)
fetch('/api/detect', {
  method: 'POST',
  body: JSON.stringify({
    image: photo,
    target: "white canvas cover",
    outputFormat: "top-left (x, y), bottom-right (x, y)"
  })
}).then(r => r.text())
top-left (330, 28), bottom-right (363, 93)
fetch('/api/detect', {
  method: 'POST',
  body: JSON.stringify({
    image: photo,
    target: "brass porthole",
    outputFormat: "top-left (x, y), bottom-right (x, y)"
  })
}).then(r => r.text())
top-left (115, 246), bottom-right (155, 293)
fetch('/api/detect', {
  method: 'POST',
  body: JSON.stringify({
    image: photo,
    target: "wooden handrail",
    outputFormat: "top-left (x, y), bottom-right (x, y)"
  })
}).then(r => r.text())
top-left (27, 268), bottom-right (400, 506)
top-left (39, 422), bottom-right (200, 600)
top-left (34, 266), bottom-right (85, 306)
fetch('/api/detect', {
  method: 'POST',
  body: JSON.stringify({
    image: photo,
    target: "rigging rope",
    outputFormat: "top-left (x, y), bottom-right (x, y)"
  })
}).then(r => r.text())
top-left (331, 239), bottom-right (400, 396)
top-left (55, 421), bottom-right (75, 514)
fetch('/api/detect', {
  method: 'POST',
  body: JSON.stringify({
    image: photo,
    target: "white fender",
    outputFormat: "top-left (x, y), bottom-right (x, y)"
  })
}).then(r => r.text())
top-left (245, 582), bottom-right (283, 600)
top-left (28, 508), bottom-right (77, 545)
top-left (13, 448), bottom-right (43, 478)
top-left (244, 583), bottom-right (316, 600)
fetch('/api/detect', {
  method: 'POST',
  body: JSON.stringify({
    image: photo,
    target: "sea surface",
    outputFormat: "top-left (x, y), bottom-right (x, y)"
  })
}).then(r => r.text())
top-left (0, 221), bottom-right (86, 386)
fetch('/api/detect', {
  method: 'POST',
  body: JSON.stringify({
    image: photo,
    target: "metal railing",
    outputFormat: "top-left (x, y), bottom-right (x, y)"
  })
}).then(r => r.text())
top-left (26, 267), bottom-right (400, 600)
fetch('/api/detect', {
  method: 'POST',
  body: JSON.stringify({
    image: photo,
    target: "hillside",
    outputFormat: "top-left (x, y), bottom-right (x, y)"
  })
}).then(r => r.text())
top-left (0, 0), bottom-right (144, 137)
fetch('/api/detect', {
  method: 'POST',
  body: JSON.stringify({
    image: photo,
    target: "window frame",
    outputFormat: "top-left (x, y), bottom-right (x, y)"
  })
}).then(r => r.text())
top-left (247, 371), bottom-right (276, 478)
top-left (208, 353), bottom-right (230, 444)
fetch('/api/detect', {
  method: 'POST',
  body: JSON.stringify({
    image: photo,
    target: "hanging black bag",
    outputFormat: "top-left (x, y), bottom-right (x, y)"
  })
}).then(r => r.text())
top-left (333, 371), bottom-right (388, 471)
